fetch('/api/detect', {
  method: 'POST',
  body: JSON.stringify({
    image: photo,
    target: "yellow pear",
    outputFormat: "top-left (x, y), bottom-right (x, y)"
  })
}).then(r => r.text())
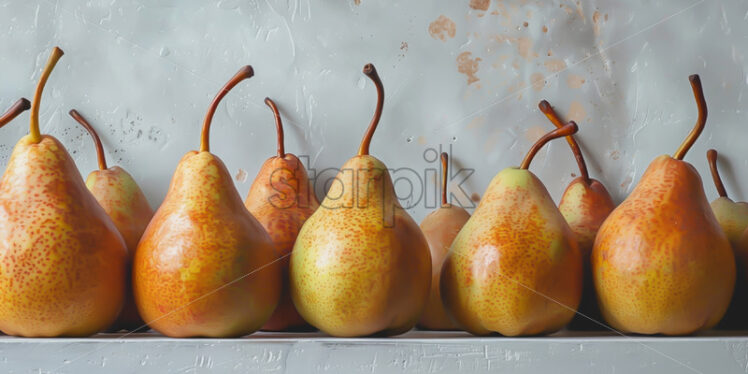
top-left (441, 122), bottom-right (582, 336)
top-left (0, 47), bottom-right (127, 337)
top-left (133, 66), bottom-right (280, 337)
top-left (290, 64), bottom-right (431, 337)
top-left (592, 75), bottom-right (735, 335)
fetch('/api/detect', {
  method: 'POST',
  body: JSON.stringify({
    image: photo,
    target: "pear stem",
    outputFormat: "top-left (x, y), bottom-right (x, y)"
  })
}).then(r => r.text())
top-left (30, 47), bottom-right (64, 144)
top-left (673, 75), bottom-right (707, 160)
top-left (69, 110), bottom-right (107, 170)
top-left (441, 152), bottom-right (448, 206)
top-left (0, 98), bottom-right (31, 128)
top-left (265, 97), bottom-right (285, 158)
top-left (520, 122), bottom-right (578, 170)
top-left (707, 149), bottom-right (728, 198)
top-left (357, 63), bottom-right (384, 156)
top-left (538, 100), bottom-right (590, 184)
top-left (200, 65), bottom-right (254, 153)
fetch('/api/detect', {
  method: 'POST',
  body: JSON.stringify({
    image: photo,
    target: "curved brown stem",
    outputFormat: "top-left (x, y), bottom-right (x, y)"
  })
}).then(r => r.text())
top-left (538, 100), bottom-right (590, 184)
top-left (673, 75), bottom-right (707, 160)
top-left (0, 98), bottom-right (31, 128)
top-left (200, 65), bottom-right (254, 153)
top-left (30, 47), bottom-right (64, 143)
top-left (707, 149), bottom-right (728, 198)
top-left (265, 97), bottom-right (285, 158)
top-left (357, 63), bottom-right (384, 156)
top-left (520, 122), bottom-right (578, 170)
top-left (441, 152), bottom-right (448, 206)
top-left (69, 109), bottom-right (107, 170)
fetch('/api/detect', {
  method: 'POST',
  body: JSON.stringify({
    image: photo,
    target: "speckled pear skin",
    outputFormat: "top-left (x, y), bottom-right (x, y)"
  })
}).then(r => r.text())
top-left (0, 135), bottom-right (128, 337)
top-left (441, 168), bottom-right (582, 336)
top-left (711, 197), bottom-right (748, 248)
top-left (86, 167), bottom-right (153, 331)
top-left (245, 154), bottom-right (319, 331)
top-left (417, 205), bottom-right (470, 330)
top-left (558, 177), bottom-right (615, 330)
top-left (559, 178), bottom-right (615, 255)
top-left (592, 155), bottom-right (735, 335)
top-left (290, 155), bottom-right (431, 337)
top-left (133, 151), bottom-right (281, 338)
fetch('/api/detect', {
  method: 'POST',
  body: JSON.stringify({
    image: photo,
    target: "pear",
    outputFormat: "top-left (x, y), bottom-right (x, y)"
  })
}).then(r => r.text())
top-left (289, 64), bottom-right (431, 337)
top-left (69, 109), bottom-right (154, 331)
top-left (245, 97), bottom-right (319, 331)
top-left (705, 149), bottom-right (748, 329)
top-left (592, 75), bottom-right (735, 335)
top-left (133, 66), bottom-right (280, 338)
top-left (441, 122), bottom-right (582, 336)
top-left (417, 152), bottom-right (470, 330)
top-left (0, 47), bottom-right (127, 337)
top-left (539, 100), bottom-right (615, 330)
top-left (0, 98), bottom-right (30, 127)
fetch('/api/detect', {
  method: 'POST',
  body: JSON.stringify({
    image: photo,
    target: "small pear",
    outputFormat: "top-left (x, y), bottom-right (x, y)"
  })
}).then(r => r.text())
top-left (539, 100), bottom-right (615, 330)
top-left (290, 64), bottom-right (431, 337)
top-left (0, 47), bottom-right (127, 337)
top-left (69, 109), bottom-right (154, 331)
top-left (245, 98), bottom-right (319, 331)
top-left (592, 75), bottom-right (735, 335)
top-left (417, 153), bottom-right (470, 330)
top-left (133, 66), bottom-right (280, 338)
top-left (706, 149), bottom-right (748, 329)
top-left (0, 98), bottom-right (31, 127)
top-left (441, 123), bottom-right (582, 336)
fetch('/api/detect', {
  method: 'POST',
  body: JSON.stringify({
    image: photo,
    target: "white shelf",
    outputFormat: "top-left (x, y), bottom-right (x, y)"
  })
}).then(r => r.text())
top-left (2, 330), bottom-right (747, 373)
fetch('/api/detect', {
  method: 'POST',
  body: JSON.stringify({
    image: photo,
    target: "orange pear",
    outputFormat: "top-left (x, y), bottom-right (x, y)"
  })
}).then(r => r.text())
top-left (592, 75), bottom-right (735, 335)
top-left (417, 152), bottom-right (470, 330)
top-left (290, 64), bottom-right (431, 337)
top-left (0, 47), bottom-right (127, 337)
top-left (69, 109), bottom-right (154, 331)
top-left (245, 98), bottom-right (319, 331)
top-left (133, 66), bottom-right (280, 337)
top-left (441, 123), bottom-right (582, 336)
top-left (706, 149), bottom-right (748, 329)
top-left (539, 100), bottom-right (615, 330)
top-left (0, 98), bottom-right (30, 127)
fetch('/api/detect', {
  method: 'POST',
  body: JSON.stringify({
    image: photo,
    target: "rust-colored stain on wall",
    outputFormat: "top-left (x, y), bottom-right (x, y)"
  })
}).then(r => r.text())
top-left (567, 74), bottom-right (585, 89)
top-left (544, 59), bottom-right (567, 73)
top-left (531, 72), bottom-right (545, 91)
top-left (469, 0), bottom-right (490, 11)
top-left (568, 101), bottom-right (587, 122)
top-left (428, 15), bottom-right (456, 41)
top-left (457, 51), bottom-right (481, 85)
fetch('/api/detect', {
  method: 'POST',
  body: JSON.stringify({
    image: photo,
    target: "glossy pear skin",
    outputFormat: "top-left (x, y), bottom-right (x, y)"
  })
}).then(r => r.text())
top-left (592, 156), bottom-right (735, 334)
top-left (87, 167), bottom-right (154, 330)
top-left (134, 151), bottom-right (280, 337)
top-left (245, 154), bottom-right (319, 331)
top-left (290, 155), bottom-right (431, 337)
top-left (418, 205), bottom-right (470, 330)
top-left (559, 178), bottom-right (615, 254)
top-left (0, 135), bottom-right (127, 336)
top-left (441, 169), bottom-right (582, 336)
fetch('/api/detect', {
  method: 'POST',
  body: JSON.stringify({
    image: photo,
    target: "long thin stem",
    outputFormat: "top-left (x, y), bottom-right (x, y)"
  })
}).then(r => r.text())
top-left (265, 97), bottom-right (285, 158)
top-left (30, 47), bottom-right (64, 143)
top-left (0, 98), bottom-right (31, 128)
top-left (200, 65), bottom-right (254, 153)
top-left (673, 75), bottom-right (707, 160)
top-left (357, 63), bottom-right (384, 156)
top-left (441, 152), bottom-right (448, 206)
top-left (538, 100), bottom-right (590, 184)
top-left (69, 109), bottom-right (107, 170)
top-left (706, 149), bottom-right (728, 198)
top-left (520, 122), bottom-right (578, 170)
